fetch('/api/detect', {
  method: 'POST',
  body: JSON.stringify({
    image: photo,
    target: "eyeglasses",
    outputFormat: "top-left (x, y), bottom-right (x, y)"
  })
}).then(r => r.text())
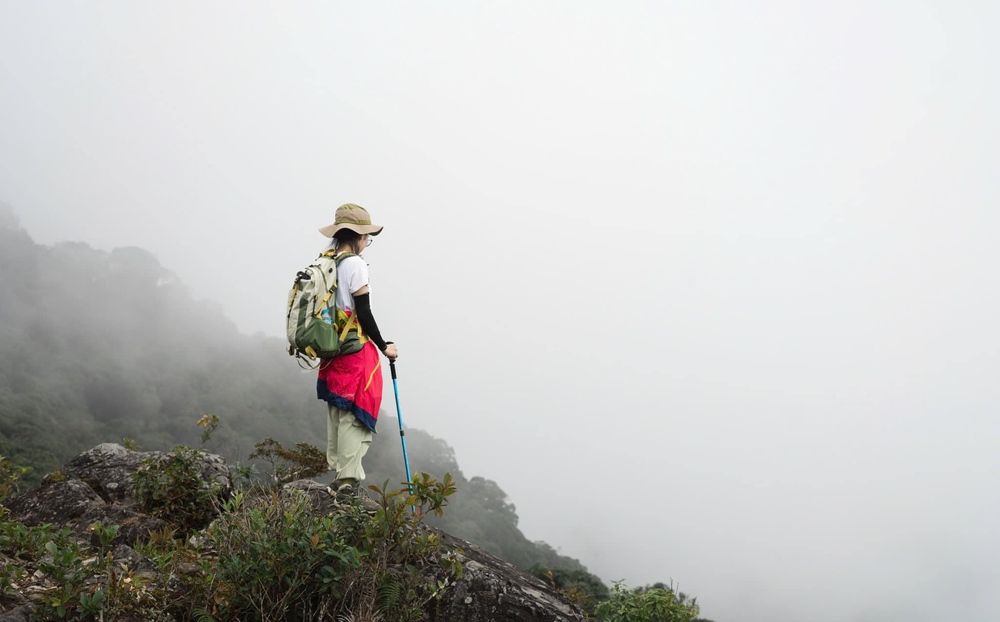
top-left (365, 236), bottom-right (374, 247)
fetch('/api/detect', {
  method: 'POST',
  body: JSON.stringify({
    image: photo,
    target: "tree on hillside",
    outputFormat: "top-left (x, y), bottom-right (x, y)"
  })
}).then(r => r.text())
top-left (467, 476), bottom-right (518, 524)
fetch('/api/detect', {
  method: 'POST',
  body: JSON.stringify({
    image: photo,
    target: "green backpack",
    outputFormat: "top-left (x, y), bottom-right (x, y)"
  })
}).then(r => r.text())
top-left (286, 250), bottom-right (366, 367)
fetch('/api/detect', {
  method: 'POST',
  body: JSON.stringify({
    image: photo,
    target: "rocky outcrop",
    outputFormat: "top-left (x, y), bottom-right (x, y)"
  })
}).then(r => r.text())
top-left (59, 442), bottom-right (229, 505)
top-left (2, 443), bottom-right (227, 549)
top-left (430, 529), bottom-right (587, 622)
top-left (0, 445), bottom-right (586, 622)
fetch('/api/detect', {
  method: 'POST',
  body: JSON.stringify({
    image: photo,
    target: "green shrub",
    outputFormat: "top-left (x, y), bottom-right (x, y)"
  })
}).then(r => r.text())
top-left (183, 473), bottom-right (462, 622)
top-left (202, 488), bottom-right (361, 620)
top-left (131, 445), bottom-right (224, 532)
top-left (595, 581), bottom-right (701, 622)
top-left (0, 454), bottom-right (31, 501)
top-left (350, 472), bottom-right (463, 622)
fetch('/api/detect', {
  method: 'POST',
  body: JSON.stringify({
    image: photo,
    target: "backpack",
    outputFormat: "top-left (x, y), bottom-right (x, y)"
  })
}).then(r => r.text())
top-left (286, 250), bottom-right (366, 368)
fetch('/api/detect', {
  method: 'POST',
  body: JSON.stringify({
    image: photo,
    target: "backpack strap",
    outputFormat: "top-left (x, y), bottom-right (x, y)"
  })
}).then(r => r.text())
top-left (333, 251), bottom-right (357, 264)
top-left (336, 309), bottom-right (370, 345)
top-left (333, 252), bottom-right (366, 340)
top-left (340, 312), bottom-right (360, 342)
top-left (315, 289), bottom-right (335, 318)
top-left (310, 251), bottom-right (353, 319)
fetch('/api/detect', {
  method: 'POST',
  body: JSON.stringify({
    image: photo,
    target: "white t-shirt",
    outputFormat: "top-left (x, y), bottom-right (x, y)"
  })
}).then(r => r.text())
top-left (335, 254), bottom-right (369, 313)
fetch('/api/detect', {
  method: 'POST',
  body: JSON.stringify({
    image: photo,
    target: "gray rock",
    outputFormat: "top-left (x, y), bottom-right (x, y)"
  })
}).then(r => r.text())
top-left (0, 587), bottom-right (28, 613)
top-left (60, 443), bottom-right (231, 505)
top-left (430, 530), bottom-right (588, 622)
top-left (3, 445), bottom-right (220, 547)
top-left (283, 478), bottom-right (339, 515)
top-left (59, 443), bottom-right (140, 503)
top-left (282, 478), bottom-right (381, 514)
top-left (0, 605), bottom-right (35, 622)
top-left (76, 504), bottom-right (169, 548)
top-left (1, 479), bottom-right (104, 527)
top-left (110, 544), bottom-right (160, 579)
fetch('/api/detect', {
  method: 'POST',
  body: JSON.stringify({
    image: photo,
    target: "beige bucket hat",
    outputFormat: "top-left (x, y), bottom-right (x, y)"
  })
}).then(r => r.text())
top-left (318, 203), bottom-right (384, 237)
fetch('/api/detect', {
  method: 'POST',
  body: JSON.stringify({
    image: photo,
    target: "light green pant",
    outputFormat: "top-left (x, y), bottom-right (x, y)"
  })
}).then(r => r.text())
top-left (327, 404), bottom-right (373, 481)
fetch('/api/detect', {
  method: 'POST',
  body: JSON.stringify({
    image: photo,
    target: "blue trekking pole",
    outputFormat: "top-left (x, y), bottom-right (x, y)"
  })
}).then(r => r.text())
top-left (388, 355), bottom-right (414, 500)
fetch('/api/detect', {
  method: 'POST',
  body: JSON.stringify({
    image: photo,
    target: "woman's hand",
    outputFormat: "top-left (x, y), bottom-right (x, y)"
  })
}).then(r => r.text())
top-left (382, 343), bottom-right (399, 361)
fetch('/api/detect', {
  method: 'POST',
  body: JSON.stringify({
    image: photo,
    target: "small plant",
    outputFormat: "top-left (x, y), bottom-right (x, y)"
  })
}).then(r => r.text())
top-left (122, 437), bottom-right (140, 451)
top-left (101, 567), bottom-right (166, 621)
top-left (41, 470), bottom-right (66, 485)
top-left (0, 561), bottom-right (23, 595)
top-left (133, 526), bottom-right (180, 576)
top-left (35, 540), bottom-right (90, 619)
top-left (91, 521), bottom-right (120, 554)
top-left (76, 589), bottom-right (107, 619)
top-left (195, 414), bottom-right (219, 448)
top-left (145, 525), bottom-right (178, 550)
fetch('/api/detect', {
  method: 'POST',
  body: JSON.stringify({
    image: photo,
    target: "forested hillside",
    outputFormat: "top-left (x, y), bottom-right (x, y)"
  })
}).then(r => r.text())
top-left (0, 204), bottom-right (584, 574)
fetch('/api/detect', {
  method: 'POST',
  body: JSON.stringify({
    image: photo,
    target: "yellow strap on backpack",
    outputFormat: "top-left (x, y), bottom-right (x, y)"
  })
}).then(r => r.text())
top-left (315, 289), bottom-right (335, 319)
top-left (338, 309), bottom-right (369, 345)
top-left (339, 312), bottom-right (356, 341)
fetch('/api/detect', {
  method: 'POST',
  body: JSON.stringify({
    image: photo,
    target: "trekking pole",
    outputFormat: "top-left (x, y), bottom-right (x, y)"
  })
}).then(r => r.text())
top-left (388, 353), bottom-right (415, 506)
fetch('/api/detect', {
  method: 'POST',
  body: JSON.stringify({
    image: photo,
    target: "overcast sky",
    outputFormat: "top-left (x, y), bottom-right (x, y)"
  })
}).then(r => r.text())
top-left (2, 3), bottom-right (998, 621)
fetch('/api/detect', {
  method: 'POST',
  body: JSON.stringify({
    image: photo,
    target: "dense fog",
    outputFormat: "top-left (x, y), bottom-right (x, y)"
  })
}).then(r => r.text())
top-left (3, 3), bottom-right (999, 621)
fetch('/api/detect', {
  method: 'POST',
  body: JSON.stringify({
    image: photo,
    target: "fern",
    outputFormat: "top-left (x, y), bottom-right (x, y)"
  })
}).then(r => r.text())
top-left (192, 608), bottom-right (216, 622)
top-left (376, 577), bottom-right (405, 612)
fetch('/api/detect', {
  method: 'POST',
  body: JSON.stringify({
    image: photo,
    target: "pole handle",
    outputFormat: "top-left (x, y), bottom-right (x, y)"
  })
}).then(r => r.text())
top-left (386, 342), bottom-right (397, 379)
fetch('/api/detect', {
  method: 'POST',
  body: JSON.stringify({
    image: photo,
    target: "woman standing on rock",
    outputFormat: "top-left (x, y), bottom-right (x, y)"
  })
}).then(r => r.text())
top-left (315, 204), bottom-right (398, 498)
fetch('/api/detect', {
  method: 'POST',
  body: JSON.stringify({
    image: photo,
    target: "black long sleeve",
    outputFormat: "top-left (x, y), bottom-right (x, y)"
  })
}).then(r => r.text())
top-left (351, 292), bottom-right (388, 352)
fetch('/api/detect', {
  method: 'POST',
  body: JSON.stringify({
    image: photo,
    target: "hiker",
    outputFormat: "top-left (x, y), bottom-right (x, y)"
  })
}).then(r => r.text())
top-left (316, 203), bottom-right (398, 498)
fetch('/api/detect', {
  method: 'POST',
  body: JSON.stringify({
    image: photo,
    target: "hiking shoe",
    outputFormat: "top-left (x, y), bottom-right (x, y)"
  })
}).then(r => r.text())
top-left (333, 480), bottom-right (359, 502)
